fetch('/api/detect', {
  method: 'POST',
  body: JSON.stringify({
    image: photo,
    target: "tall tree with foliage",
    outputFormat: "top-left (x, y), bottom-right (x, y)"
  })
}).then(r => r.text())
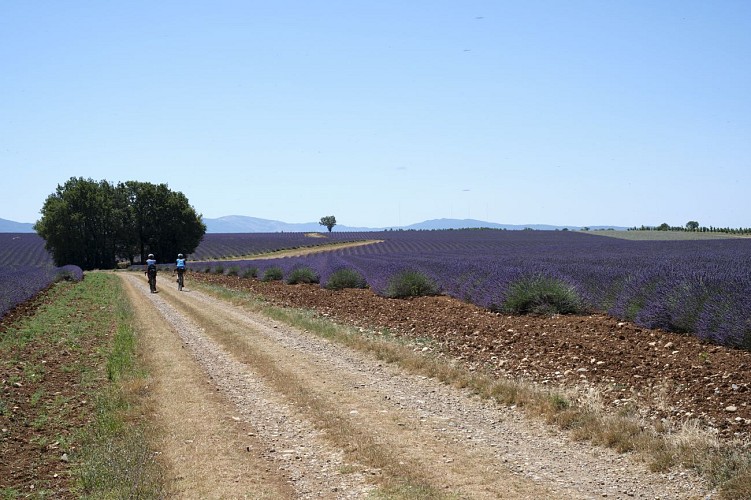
top-left (124, 181), bottom-right (206, 263)
top-left (319, 215), bottom-right (337, 232)
top-left (35, 177), bottom-right (205, 270)
top-left (35, 178), bottom-right (129, 269)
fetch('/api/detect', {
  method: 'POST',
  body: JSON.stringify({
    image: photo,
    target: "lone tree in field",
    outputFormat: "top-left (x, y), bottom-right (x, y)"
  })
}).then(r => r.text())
top-left (686, 221), bottom-right (700, 231)
top-left (319, 215), bottom-right (337, 232)
top-left (35, 177), bottom-right (206, 270)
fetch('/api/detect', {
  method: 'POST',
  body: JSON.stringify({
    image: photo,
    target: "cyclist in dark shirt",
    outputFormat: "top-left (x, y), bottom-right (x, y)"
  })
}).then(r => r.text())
top-left (145, 254), bottom-right (158, 293)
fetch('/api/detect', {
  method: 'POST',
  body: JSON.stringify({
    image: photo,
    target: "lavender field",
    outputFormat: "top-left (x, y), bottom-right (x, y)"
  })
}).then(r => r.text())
top-left (193, 230), bottom-right (751, 350)
top-left (4, 230), bottom-right (750, 349)
top-left (190, 232), bottom-right (373, 260)
top-left (0, 233), bottom-right (83, 318)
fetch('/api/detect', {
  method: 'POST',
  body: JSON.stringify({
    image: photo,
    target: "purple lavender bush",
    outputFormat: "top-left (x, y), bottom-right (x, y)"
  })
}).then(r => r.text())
top-left (0, 234), bottom-right (85, 318)
top-left (0, 265), bottom-right (84, 318)
top-left (190, 230), bottom-right (751, 350)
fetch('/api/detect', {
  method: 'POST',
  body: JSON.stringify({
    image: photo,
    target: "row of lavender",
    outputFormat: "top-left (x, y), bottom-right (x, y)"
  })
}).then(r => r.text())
top-left (0, 233), bottom-right (84, 318)
top-left (192, 230), bottom-right (751, 349)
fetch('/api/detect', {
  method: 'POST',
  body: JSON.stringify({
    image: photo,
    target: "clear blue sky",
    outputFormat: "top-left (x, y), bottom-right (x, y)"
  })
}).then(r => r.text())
top-left (2, 1), bottom-right (749, 228)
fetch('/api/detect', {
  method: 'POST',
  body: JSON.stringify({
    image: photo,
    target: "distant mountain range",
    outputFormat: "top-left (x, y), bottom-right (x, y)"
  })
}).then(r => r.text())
top-left (200, 215), bottom-right (626, 233)
top-left (0, 215), bottom-right (627, 234)
top-left (0, 218), bottom-right (35, 232)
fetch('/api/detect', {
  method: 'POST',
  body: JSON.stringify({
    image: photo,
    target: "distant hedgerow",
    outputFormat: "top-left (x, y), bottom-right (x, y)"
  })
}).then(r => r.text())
top-left (286, 267), bottom-right (320, 285)
top-left (325, 268), bottom-right (367, 290)
top-left (261, 266), bottom-right (284, 282)
top-left (500, 275), bottom-right (583, 315)
top-left (385, 270), bottom-right (440, 298)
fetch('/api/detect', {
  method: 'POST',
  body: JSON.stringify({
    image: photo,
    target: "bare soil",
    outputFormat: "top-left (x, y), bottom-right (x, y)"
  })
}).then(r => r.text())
top-left (192, 273), bottom-right (751, 442)
top-left (0, 284), bottom-right (102, 497)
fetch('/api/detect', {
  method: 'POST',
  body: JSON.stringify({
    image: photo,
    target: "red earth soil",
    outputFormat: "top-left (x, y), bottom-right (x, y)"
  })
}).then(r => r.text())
top-left (1, 286), bottom-right (100, 497)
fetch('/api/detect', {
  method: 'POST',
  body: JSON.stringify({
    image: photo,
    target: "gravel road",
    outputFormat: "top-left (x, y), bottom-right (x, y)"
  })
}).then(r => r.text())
top-left (122, 273), bottom-right (712, 499)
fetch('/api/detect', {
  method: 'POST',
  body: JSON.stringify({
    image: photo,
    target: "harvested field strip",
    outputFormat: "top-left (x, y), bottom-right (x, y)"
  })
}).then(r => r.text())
top-left (208, 240), bottom-right (384, 261)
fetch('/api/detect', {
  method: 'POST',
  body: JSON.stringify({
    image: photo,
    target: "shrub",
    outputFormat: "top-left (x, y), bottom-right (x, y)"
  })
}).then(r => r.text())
top-left (226, 265), bottom-right (240, 276)
top-left (55, 265), bottom-right (84, 282)
top-left (500, 275), bottom-right (583, 315)
top-left (242, 267), bottom-right (258, 279)
top-left (212, 265), bottom-right (224, 275)
top-left (261, 266), bottom-right (284, 282)
top-left (385, 270), bottom-right (440, 298)
top-left (286, 267), bottom-right (320, 285)
top-left (325, 268), bottom-right (367, 290)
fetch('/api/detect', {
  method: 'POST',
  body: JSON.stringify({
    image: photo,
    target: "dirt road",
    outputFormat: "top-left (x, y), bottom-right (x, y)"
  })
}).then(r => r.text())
top-left (120, 273), bottom-right (710, 499)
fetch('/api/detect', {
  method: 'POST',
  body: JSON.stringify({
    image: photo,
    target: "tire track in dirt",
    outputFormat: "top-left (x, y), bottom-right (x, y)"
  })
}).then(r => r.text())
top-left (121, 272), bottom-right (711, 499)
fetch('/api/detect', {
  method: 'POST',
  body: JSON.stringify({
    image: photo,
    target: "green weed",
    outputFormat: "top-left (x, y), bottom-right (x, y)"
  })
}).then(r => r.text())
top-left (501, 275), bottom-right (583, 315)
top-left (286, 266), bottom-right (320, 284)
top-left (385, 270), bottom-right (440, 298)
top-left (325, 268), bottom-right (367, 290)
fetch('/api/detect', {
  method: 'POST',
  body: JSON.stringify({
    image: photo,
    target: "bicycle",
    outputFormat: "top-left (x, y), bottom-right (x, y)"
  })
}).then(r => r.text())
top-left (147, 268), bottom-right (157, 293)
top-left (175, 254), bottom-right (187, 291)
top-left (145, 254), bottom-right (158, 293)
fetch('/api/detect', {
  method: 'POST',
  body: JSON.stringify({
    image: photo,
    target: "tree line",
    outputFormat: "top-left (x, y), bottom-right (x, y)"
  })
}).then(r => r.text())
top-left (629, 222), bottom-right (751, 235)
top-left (34, 177), bottom-right (206, 270)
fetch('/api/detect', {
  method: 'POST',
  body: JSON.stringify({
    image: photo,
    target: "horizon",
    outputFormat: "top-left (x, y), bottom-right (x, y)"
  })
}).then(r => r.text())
top-left (4, 213), bottom-right (743, 233)
top-left (2, 2), bottom-right (749, 228)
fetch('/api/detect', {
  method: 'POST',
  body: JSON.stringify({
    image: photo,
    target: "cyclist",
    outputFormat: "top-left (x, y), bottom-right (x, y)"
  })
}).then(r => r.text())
top-left (145, 254), bottom-right (158, 293)
top-left (174, 253), bottom-right (186, 291)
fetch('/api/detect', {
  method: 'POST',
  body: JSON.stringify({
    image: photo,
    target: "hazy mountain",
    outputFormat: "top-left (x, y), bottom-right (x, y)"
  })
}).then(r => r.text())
top-left (402, 218), bottom-right (572, 231)
top-left (202, 215), bottom-right (626, 233)
top-left (0, 215), bottom-right (625, 234)
top-left (0, 218), bottom-right (35, 233)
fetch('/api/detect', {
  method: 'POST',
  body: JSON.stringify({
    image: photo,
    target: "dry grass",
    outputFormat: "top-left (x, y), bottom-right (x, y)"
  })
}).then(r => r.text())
top-left (209, 239), bottom-right (384, 261)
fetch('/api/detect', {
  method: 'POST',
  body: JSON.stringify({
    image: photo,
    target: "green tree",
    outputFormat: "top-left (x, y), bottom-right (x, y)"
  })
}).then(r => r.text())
top-left (35, 178), bottom-right (205, 270)
top-left (123, 181), bottom-right (206, 264)
top-left (686, 220), bottom-right (700, 231)
top-left (319, 215), bottom-right (337, 232)
top-left (35, 177), bottom-right (129, 269)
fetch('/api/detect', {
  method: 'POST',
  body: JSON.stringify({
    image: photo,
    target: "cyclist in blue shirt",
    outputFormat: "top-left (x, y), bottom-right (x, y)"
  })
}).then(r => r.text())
top-left (174, 253), bottom-right (186, 291)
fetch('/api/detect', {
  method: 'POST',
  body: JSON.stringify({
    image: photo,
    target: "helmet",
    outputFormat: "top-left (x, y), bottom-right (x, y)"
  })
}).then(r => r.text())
top-left (178, 253), bottom-right (184, 258)
top-left (148, 254), bottom-right (154, 259)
